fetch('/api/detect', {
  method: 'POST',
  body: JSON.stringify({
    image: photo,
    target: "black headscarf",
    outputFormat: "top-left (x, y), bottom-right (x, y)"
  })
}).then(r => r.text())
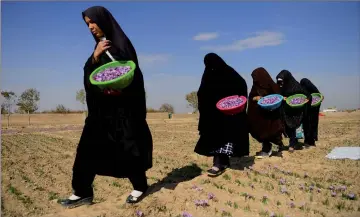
top-left (248, 67), bottom-right (283, 142)
top-left (300, 78), bottom-right (320, 93)
top-left (276, 70), bottom-right (310, 130)
top-left (300, 78), bottom-right (321, 141)
top-left (195, 53), bottom-right (249, 157)
top-left (82, 6), bottom-right (139, 65)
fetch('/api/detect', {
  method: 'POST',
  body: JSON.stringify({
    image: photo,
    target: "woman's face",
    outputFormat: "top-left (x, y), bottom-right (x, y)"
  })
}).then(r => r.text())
top-left (84, 16), bottom-right (105, 38)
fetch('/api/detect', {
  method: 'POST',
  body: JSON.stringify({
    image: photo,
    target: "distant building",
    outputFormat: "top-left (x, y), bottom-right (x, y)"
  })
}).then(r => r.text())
top-left (323, 108), bottom-right (337, 113)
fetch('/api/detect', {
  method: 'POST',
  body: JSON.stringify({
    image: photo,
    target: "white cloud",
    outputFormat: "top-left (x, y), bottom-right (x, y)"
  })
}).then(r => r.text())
top-left (200, 31), bottom-right (285, 52)
top-left (138, 54), bottom-right (171, 65)
top-left (193, 32), bottom-right (219, 41)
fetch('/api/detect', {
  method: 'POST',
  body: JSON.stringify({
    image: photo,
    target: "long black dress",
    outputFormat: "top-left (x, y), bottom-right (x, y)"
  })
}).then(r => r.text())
top-left (276, 70), bottom-right (311, 146)
top-left (300, 78), bottom-right (322, 145)
top-left (195, 53), bottom-right (249, 158)
top-left (71, 6), bottom-right (153, 197)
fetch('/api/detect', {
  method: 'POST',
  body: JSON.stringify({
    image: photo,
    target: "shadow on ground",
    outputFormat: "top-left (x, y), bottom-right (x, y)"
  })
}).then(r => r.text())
top-left (230, 156), bottom-right (255, 171)
top-left (146, 163), bottom-right (202, 195)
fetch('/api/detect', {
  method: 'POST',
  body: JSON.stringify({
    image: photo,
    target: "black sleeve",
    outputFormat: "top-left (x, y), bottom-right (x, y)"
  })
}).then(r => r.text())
top-left (83, 54), bottom-right (101, 116)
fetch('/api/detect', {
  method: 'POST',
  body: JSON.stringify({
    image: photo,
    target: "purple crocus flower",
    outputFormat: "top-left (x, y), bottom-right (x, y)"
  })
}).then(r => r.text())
top-left (289, 202), bottom-right (295, 208)
top-left (269, 212), bottom-right (275, 217)
top-left (182, 212), bottom-right (193, 217)
top-left (317, 188), bottom-right (321, 193)
top-left (208, 193), bottom-right (215, 200)
top-left (348, 193), bottom-right (356, 200)
top-left (339, 185), bottom-right (347, 192)
top-left (331, 191), bottom-right (337, 197)
top-left (279, 178), bottom-right (286, 185)
top-left (281, 186), bottom-right (287, 194)
top-left (309, 185), bottom-right (314, 191)
top-left (136, 210), bottom-right (144, 217)
top-left (329, 186), bottom-right (334, 190)
top-left (304, 173), bottom-right (309, 178)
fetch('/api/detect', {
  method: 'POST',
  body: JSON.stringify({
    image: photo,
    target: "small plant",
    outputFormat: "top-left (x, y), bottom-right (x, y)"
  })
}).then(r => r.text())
top-left (276, 201), bottom-right (281, 206)
top-left (48, 191), bottom-right (59, 200)
top-left (335, 201), bottom-right (346, 211)
top-left (201, 179), bottom-right (211, 184)
top-left (225, 201), bottom-right (232, 207)
top-left (244, 204), bottom-right (251, 212)
top-left (259, 210), bottom-right (269, 217)
top-left (261, 195), bottom-right (269, 204)
top-left (223, 174), bottom-right (231, 181)
top-left (322, 198), bottom-right (330, 206)
top-left (194, 200), bottom-right (209, 207)
top-left (221, 210), bottom-right (232, 217)
top-left (233, 202), bottom-right (239, 209)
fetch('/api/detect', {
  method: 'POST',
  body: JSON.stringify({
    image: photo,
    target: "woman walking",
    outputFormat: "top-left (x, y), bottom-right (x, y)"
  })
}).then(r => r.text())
top-left (59, 6), bottom-right (153, 208)
top-left (276, 70), bottom-right (310, 152)
top-left (195, 53), bottom-right (249, 177)
top-left (300, 78), bottom-right (323, 148)
top-left (248, 67), bottom-right (284, 158)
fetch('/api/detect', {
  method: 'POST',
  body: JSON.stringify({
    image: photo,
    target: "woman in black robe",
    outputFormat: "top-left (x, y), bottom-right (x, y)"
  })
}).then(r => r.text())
top-left (300, 78), bottom-right (323, 148)
top-left (248, 67), bottom-right (284, 158)
top-left (195, 53), bottom-right (249, 177)
top-left (59, 6), bottom-right (153, 207)
top-left (276, 70), bottom-right (310, 152)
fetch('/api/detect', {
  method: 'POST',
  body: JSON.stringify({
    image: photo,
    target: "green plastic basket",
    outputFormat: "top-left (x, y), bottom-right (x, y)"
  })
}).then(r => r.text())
top-left (286, 94), bottom-right (308, 108)
top-left (311, 93), bottom-right (323, 107)
top-left (89, 60), bottom-right (136, 90)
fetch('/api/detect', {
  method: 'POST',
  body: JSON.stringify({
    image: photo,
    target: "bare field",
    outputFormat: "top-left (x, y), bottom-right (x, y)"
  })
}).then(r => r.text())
top-left (1, 112), bottom-right (360, 217)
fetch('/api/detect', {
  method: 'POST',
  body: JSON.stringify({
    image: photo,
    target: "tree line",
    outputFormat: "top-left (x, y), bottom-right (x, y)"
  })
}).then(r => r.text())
top-left (1, 88), bottom-right (199, 126)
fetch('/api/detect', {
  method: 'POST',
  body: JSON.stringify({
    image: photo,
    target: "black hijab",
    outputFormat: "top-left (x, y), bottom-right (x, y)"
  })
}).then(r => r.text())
top-left (276, 70), bottom-right (310, 129)
top-left (195, 53), bottom-right (249, 157)
top-left (276, 70), bottom-right (308, 97)
top-left (300, 78), bottom-right (320, 93)
top-left (197, 53), bottom-right (248, 118)
top-left (300, 78), bottom-right (321, 141)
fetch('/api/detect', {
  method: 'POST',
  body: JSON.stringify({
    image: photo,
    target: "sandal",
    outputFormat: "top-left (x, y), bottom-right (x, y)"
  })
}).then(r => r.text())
top-left (58, 195), bottom-right (93, 209)
top-left (207, 166), bottom-right (227, 177)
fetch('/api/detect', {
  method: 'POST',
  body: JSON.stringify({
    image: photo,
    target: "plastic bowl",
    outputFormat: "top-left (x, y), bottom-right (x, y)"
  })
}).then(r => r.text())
top-left (216, 95), bottom-right (247, 115)
top-left (258, 94), bottom-right (283, 111)
top-left (89, 60), bottom-right (136, 90)
top-left (311, 93), bottom-right (323, 107)
top-left (286, 94), bottom-right (308, 108)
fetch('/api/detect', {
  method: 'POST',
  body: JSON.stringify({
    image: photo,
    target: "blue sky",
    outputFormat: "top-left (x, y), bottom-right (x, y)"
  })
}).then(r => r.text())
top-left (1, 2), bottom-right (359, 112)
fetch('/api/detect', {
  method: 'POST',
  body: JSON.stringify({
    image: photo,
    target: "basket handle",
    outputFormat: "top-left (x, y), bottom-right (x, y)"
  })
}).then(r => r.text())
top-left (100, 37), bottom-right (116, 62)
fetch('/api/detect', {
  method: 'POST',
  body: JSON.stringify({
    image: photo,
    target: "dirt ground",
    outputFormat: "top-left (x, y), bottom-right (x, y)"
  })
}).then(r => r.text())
top-left (1, 111), bottom-right (360, 217)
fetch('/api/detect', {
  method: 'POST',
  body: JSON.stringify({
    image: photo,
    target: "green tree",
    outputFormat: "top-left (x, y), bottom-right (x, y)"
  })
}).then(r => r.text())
top-left (159, 103), bottom-right (175, 113)
top-left (185, 91), bottom-right (198, 113)
top-left (1, 91), bottom-right (17, 127)
top-left (54, 104), bottom-right (70, 114)
top-left (76, 89), bottom-right (86, 110)
top-left (17, 88), bottom-right (40, 125)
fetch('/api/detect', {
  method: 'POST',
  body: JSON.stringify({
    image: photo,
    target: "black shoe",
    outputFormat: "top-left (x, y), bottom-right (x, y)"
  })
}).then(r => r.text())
top-left (207, 166), bottom-right (228, 177)
top-left (58, 196), bottom-right (93, 208)
top-left (255, 150), bottom-right (272, 159)
top-left (126, 187), bottom-right (149, 204)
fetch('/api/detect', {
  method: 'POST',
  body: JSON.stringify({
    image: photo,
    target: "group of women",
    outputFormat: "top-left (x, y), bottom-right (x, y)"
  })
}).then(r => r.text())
top-left (196, 55), bottom-right (322, 177)
top-left (58, 6), bottom-right (323, 208)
